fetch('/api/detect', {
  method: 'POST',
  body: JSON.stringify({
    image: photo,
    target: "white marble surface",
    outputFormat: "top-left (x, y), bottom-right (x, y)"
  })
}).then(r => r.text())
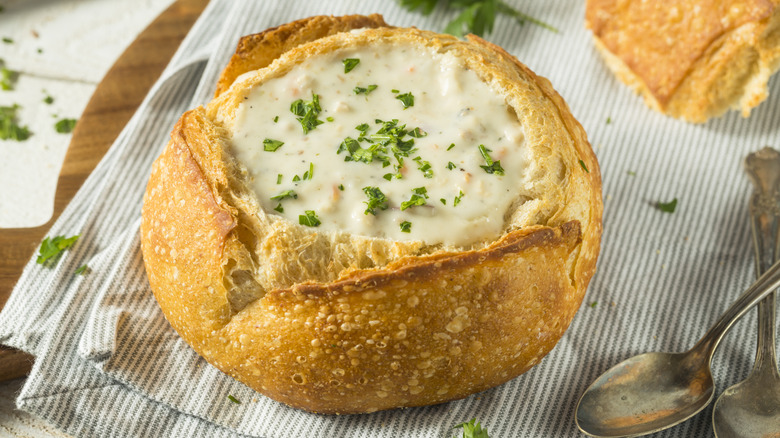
top-left (0, 0), bottom-right (175, 435)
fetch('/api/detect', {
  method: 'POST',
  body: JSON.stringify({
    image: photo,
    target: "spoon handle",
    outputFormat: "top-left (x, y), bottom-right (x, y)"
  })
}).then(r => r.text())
top-left (745, 147), bottom-right (779, 375)
top-left (691, 243), bottom-right (780, 362)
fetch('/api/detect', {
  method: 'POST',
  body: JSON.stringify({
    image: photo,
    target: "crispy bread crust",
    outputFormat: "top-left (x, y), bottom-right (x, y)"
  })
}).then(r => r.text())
top-left (586, 0), bottom-right (780, 123)
top-left (215, 14), bottom-right (389, 97)
top-left (142, 15), bottom-right (602, 414)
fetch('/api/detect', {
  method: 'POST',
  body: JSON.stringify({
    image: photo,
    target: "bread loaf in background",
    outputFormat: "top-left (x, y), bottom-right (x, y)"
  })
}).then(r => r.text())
top-left (141, 15), bottom-right (602, 414)
top-left (586, 0), bottom-right (780, 123)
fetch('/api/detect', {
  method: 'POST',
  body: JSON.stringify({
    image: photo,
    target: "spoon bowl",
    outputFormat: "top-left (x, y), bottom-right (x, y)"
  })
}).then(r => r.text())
top-left (576, 352), bottom-right (714, 437)
top-left (575, 259), bottom-right (780, 437)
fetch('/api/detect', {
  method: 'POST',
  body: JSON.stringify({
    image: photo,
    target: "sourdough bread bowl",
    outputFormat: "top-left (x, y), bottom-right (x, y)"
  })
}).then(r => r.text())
top-left (141, 14), bottom-right (602, 414)
top-left (586, 0), bottom-right (780, 123)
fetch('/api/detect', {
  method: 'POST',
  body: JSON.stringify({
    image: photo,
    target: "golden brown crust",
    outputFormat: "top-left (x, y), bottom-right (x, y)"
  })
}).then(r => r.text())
top-left (215, 14), bottom-right (389, 97)
top-left (586, 0), bottom-right (780, 122)
top-left (142, 15), bottom-right (602, 414)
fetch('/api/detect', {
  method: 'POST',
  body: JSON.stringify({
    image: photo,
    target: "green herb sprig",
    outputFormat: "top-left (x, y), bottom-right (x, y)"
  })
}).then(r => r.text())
top-left (399, 0), bottom-right (557, 38)
top-left (452, 418), bottom-right (490, 438)
top-left (37, 234), bottom-right (80, 265)
top-left (0, 104), bottom-right (31, 141)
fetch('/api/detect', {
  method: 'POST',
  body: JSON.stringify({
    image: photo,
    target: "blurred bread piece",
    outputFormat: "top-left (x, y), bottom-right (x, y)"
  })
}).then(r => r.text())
top-left (586, 0), bottom-right (780, 123)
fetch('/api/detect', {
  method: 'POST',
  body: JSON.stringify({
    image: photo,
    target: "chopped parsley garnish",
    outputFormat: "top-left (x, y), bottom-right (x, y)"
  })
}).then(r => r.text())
top-left (401, 0), bottom-right (557, 38)
top-left (273, 115), bottom-right (279, 123)
top-left (391, 88), bottom-right (399, 93)
top-left (2, 37), bottom-right (12, 44)
top-left (0, 104), bottom-right (31, 141)
top-left (227, 395), bottom-right (241, 404)
top-left (273, 203), bottom-right (284, 213)
top-left (354, 84), bottom-right (378, 95)
top-left (75, 264), bottom-right (88, 275)
top-left (589, 301), bottom-right (598, 308)
top-left (606, 116), bottom-right (612, 124)
top-left (326, 116), bottom-right (334, 122)
top-left (55, 118), bottom-right (77, 134)
top-left (401, 187), bottom-right (428, 210)
top-left (263, 138), bottom-right (284, 152)
top-left (355, 123), bottom-right (370, 133)
top-left (477, 144), bottom-right (504, 175)
top-left (408, 127), bottom-right (427, 138)
top-left (292, 175), bottom-right (301, 182)
top-left (446, 161), bottom-right (457, 170)
top-left (627, 170), bottom-right (636, 176)
top-left (440, 198), bottom-right (446, 205)
top-left (343, 58), bottom-right (360, 73)
top-left (395, 92), bottom-right (415, 109)
top-left (400, 221), bottom-right (412, 233)
top-left (37, 234), bottom-right (80, 265)
top-left (43, 94), bottom-right (54, 104)
top-left (362, 186), bottom-right (388, 215)
top-left (338, 184), bottom-right (344, 191)
top-left (447, 143), bottom-right (455, 151)
top-left (276, 174), bottom-right (282, 184)
top-left (413, 156), bottom-right (433, 178)
top-left (290, 93), bottom-right (324, 134)
top-left (656, 198), bottom-right (678, 213)
top-left (1, 66), bottom-right (16, 91)
top-left (383, 173), bottom-right (394, 181)
top-left (302, 162), bottom-right (314, 180)
top-left (452, 418), bottom-right (490, 438)
top-left (299, 210), bottom-right (321, 227)
top-left (270, 190), bottom-right (297, 201)
top-left (579, 159), bottom-right (589, 173)
top-left (453, 190), bottom-right (465, 206)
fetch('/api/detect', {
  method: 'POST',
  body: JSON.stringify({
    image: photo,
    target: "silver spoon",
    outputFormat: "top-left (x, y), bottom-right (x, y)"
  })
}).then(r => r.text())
top-left (575, 236), bottom-right (780, 437)
top-left (712, 147), bottom-right (780, 437)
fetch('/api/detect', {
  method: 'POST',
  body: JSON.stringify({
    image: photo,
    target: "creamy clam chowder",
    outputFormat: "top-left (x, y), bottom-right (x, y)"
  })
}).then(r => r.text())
top-left (230, 43), bottom-right (529, 247)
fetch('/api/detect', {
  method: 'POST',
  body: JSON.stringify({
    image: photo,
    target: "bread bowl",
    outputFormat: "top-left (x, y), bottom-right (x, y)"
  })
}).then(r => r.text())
top-left (140, 14), bottom-right (602, 414)
top-left (586, 0), bottom-right (780, 123)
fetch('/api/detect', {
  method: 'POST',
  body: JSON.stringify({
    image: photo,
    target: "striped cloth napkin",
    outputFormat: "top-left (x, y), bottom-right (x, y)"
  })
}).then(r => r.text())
top-left (1, 0), bottom-right (778, 436)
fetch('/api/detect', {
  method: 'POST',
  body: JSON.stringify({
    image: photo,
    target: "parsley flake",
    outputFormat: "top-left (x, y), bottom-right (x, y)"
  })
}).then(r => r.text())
top-left (477, 145), bottom-right (504, 175)
top-left (447, 143), bottom-right (455, 151)
top-left (453, 190), bottom-right (465, 206)
top-left (579, 159), bottom-right (590, 173)
top-left (362, 186), bottom-right (388, 215)
top-left (0, 104), bottom-right (31, 141)
top-left (227, 395), bottom-right (241, 404)
top-left (37, 234), bottom-right (80, 265)
top-left (338, 184), bottom-right (344, 191)
top-left (452, 418), bottom-right (490, 438)
top-left (273, 115), bottom-right (279, 123)
top-left (446, 161), bottom-right (457, 170)
top-left (43, 95), bottom-right (54, 104)
top-left (395, 92), bottom-right (414, 109)
top-left (263, 138), bottom-right (284, 152)
top-left (299, 210), bottom-right (321, 227)
top-left (627, 170), bottom-right (636, 176)
top-left (290, 93), bottom-right (324, 134)
top-left (656, 198), bottom-right (678, 213)
top-left (354, 84), bottom-right (378, 95)
top-left (270, 190), bottom-right (297, 201)
top-left (400, 221), bottom-right (412, 233)
top-left (401, 187), bottom-right (428, 210)
top-left (413, 156), bottom-right (434, 178)
top-left (75, 264), bottom-right (89, 275)
top-left (1, 66), bottom-right (17, 91)
top-left (55, 118), bottom-right (77, 134)
top-left (276, 174), bottom-right (282, 184)
top-left (302, 162), bottom-right (314, 180)
top-left (343, 58), bottom-right (360, 73)
top-left (2, 37), bottom-right (12, 44)
top-left (273, 203), bottom-right (284, 213)
top-left (589, 301), bottom-right (598, 308)
top-left (408, 127), bottom-right (427, 138)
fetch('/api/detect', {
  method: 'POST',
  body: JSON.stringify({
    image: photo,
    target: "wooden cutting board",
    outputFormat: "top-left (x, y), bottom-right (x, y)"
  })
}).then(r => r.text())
top-left (0, 0), bottom-right (209, 381)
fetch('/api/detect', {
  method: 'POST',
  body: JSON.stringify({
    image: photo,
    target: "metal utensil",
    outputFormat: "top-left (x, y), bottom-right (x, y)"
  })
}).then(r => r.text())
top-left (712, 147), bottom-right (780, 437)
top-left (575, 247), bottom-right (780, 437)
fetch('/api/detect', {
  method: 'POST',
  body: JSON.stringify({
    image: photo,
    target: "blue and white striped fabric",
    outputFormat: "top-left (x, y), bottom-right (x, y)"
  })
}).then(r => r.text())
top-left (1, 0), bottom-right (778, 436)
